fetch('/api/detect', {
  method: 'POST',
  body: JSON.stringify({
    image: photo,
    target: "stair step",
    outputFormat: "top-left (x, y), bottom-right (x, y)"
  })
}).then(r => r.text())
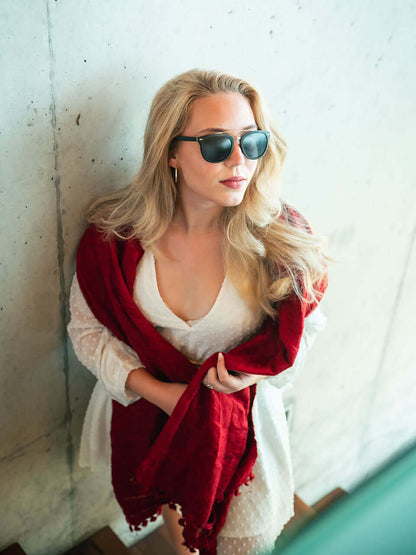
top-left (130, 525), bottom-right (175, 554)
top-left (312, 487), bottom-right (347, 513)
top-left (0, 545), bottom-right (27, 555)
top-left (64, 526), bottom-right (131, 555)
top-left (62, 488), bottom-right (348, 554)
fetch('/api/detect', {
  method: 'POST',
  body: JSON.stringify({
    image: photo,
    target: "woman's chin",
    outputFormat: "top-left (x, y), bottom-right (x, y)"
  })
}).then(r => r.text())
top-left (219, 190), bottom-right (246, 207)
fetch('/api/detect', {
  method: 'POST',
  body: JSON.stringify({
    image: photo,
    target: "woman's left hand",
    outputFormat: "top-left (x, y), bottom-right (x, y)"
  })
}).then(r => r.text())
top-left (202, 353), bottom-right (266, 394)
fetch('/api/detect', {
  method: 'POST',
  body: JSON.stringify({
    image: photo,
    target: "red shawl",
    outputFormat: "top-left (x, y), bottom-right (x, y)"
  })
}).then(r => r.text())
top-left (76, 210), bottom-right (327, 554)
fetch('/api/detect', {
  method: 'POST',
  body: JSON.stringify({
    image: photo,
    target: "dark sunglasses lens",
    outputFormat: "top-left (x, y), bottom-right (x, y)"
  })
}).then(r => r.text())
top-left (200, 135), bottom-right (233, 162)
top-left (241, 132), bottom-right (269, 160)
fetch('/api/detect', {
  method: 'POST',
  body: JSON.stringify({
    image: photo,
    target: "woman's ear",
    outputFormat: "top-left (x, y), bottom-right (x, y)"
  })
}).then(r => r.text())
top-left (169, 154), bottom-right (178, 170)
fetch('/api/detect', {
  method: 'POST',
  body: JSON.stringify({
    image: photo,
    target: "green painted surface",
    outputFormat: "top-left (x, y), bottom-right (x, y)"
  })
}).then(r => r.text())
top-left (275, 442), bottom-right (416, 555)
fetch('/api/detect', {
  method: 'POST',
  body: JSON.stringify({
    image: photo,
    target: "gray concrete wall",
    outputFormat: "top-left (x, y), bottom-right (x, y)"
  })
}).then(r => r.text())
top-left (1, 1), bottom-right (415, 553)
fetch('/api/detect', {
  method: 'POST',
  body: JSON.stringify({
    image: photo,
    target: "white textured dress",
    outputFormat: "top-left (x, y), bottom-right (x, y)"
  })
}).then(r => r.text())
top-left (68, 249), bottom-right (326, 555)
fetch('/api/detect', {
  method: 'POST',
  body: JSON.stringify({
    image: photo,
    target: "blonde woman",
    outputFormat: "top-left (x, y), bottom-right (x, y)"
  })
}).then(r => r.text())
top-left (68, 69), bottom-right (328, 555)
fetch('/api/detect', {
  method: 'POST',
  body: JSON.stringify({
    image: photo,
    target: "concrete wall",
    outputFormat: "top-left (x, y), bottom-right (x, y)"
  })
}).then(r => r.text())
top-left (1, 1), bottom-right (415, 553)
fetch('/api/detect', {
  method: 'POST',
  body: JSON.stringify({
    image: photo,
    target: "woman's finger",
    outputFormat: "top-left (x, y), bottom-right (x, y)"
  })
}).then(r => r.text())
top-left (216, 353), bottom-right (231, 384)
top-left (203, 366), bottom-right (218, 387)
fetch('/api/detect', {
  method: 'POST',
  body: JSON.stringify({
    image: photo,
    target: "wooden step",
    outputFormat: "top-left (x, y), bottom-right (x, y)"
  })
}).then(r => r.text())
top-left (281, 493), bottom-right (318, 534)
top-left (0, 545), bottom-right (27, 555)
top-left (278, 488), bottom-right (349, 547)
top-left (312, 487), bottom-right (347, 513)
top-left (64, 488), bottom-right (348, 554)
top-left (130, 524), bottom-right (174, 555)
top-left (64, 526), bottom-right (131, 555)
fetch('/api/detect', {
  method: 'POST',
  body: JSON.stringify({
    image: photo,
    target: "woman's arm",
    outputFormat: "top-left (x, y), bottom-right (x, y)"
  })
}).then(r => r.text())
top-left (126, 368), bottom-right (187, 416)
top-left (68, 274), bottom-right (187, 414)
top-left (68, 274), bottom-right (143, 406)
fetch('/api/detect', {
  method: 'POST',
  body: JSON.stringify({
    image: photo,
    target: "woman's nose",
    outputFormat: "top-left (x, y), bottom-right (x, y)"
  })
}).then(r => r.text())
top-left (226, 139), bottom-right (246, 166)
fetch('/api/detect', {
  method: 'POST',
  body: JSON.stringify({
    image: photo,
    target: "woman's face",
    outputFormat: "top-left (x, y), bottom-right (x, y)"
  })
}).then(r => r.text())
top-left (169, 92), bottom-right (259, 210)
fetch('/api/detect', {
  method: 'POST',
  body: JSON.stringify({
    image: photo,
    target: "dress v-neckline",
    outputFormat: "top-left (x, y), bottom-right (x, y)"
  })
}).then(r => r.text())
top-left (149, 250), bottom-right (227, 329)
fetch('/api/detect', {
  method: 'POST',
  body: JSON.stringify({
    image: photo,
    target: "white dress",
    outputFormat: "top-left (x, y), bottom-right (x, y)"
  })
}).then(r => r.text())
top-left (68, 249), bottom-right (326, 555)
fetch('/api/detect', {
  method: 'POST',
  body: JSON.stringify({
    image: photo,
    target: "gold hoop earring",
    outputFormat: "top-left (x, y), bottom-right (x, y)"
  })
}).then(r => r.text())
top-left (174, 168), bottom-right (178, 184)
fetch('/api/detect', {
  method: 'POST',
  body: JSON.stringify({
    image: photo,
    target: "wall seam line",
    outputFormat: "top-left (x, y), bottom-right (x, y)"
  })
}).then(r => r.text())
top-left (46, 0), bottom-right (76, 543)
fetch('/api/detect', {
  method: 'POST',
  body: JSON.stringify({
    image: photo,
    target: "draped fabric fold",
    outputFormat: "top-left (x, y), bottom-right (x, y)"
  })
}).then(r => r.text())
top-left (76, 214), bottom-right (327, 554)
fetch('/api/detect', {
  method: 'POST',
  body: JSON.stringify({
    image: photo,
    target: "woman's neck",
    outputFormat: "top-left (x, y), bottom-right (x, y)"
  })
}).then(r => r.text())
top-left (171, 200), bottom-right (224, 235)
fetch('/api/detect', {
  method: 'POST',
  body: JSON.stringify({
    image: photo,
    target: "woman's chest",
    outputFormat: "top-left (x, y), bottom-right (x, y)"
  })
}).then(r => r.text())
top-left (154, 237), bottom-right (225, 322)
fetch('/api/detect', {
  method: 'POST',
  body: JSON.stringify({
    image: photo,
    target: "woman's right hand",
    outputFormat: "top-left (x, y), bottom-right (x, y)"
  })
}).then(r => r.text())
top-left (202, 353), bottom-right (266, 394)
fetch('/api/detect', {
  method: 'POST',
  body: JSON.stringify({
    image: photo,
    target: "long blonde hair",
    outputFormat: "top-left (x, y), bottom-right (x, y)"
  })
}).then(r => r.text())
top-left (87, 69), bottom-right (328, 317)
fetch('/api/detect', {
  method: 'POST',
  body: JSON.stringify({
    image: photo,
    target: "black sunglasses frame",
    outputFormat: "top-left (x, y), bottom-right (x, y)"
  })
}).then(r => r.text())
top-left (173, 130), bottom-right (271, 163)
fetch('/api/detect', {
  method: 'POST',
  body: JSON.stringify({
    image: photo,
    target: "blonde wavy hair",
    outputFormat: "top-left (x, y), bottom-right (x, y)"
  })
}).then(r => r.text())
top-left (87, 68), bottom-right (328, 317)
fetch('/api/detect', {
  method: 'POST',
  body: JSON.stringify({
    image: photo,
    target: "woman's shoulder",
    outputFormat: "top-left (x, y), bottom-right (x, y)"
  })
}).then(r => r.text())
top-left (76, 226), bottom-right (110, 262)
top-left (79, 225), bottom-right (142, 248)
top-left (77, 225), bottom-right (144, 265)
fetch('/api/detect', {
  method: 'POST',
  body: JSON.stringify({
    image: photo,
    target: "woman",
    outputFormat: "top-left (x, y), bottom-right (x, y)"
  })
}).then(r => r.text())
top-left (68, 69), bottom-right (328, 555)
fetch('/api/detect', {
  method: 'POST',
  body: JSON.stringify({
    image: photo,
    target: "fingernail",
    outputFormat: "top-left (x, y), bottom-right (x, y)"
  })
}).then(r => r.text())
top-left (219, 352), bottom-right (223, 359)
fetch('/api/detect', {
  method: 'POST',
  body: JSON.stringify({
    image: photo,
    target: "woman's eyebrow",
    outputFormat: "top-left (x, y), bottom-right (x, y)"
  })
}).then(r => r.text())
top-left (197, 124), bottom-right (258, 134)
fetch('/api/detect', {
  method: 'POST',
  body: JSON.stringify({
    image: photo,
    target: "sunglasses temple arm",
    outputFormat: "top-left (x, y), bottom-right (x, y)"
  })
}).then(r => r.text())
top-left (174, 136), bottom-right (198, 142)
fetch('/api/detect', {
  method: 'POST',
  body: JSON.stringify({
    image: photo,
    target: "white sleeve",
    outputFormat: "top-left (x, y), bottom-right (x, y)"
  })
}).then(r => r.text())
top-left (265, 305), bottom-right (327, 391)
top-left (67, 273), bottom-right (143, 406)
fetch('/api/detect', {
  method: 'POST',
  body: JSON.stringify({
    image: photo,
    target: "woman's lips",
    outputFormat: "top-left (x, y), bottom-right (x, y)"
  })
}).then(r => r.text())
top-left (220, 177), bottom-right (246, 189)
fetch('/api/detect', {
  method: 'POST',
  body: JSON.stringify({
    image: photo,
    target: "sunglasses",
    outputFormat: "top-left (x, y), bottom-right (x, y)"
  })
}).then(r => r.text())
top-left (173, 130), bottom-right (270, 163)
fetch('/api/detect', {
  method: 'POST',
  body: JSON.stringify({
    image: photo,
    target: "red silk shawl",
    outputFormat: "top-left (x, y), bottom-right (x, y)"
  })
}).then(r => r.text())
top-left (76, 213), bottom-right (327, 554)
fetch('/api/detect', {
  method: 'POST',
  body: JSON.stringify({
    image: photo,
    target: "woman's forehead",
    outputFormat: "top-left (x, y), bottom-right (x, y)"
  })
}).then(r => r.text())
top-left (185, 93), bottom-right (256, 133)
